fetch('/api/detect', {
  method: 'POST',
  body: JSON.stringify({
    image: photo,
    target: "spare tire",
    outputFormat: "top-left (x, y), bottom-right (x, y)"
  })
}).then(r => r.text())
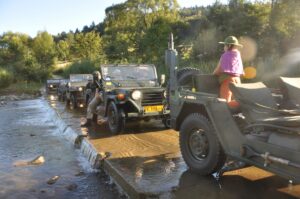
top-left (177, 67), bottom-right (202, 88)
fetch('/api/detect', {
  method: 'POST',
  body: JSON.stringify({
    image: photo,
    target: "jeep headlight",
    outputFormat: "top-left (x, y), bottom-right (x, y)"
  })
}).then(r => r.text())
top-left (78, 87), bottom-right (83, 91)
top-left (49, 84), bottom-right (53, 88)
top-left (163, 90), bottom-right (167, 98)
top-left (131, 90), bottom-right (142, 100)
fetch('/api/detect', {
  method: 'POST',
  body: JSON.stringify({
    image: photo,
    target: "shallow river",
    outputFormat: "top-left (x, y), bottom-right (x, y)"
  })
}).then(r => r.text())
top-left (0, 98), bottom-right (120, 199)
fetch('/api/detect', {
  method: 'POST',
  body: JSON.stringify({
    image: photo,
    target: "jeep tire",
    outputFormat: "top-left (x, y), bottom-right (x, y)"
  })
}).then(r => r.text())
top-left (70, 94), bottom-right (77, 109)
top-left (107, 102), bottom-right (124, 134)
top-left (177, 67), bottom-right (202, 87)
top-left (179, 113), bottom-right (226, 175)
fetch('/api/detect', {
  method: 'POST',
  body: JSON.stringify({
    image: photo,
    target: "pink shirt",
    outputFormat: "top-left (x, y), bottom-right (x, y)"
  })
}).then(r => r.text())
top-left (220, 50), bottom-right (244, 76)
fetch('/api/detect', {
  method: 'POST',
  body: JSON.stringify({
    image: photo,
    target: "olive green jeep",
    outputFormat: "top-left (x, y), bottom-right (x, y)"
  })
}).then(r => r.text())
top-left (65, 74), bottom-right (93, 109)
top-left (92, 64), bottom-right (169, 134)
top-left (166, 34), bottom-right (300, 182)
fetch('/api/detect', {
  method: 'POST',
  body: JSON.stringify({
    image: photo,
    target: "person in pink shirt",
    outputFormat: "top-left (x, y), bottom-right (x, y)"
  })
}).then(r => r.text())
top-left (213, 36), bottom-right (244, 108)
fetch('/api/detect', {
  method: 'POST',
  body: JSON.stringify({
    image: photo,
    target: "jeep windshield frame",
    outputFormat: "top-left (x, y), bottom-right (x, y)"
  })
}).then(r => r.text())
top-left (101, 64), bottom-right (157, 81)
top-left (69, 74), bottom-right (93, 83)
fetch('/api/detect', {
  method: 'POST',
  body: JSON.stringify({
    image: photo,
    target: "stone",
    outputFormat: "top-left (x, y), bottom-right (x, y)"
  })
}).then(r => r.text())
top-left (66, 183), bottom-right (78, 191)
top-left (29, 155), bottom-right (45, 165)
top-left (47, 175), bottom-right (60, 185)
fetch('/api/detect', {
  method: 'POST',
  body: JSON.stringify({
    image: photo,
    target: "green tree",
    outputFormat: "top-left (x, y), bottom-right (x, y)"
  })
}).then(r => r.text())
top-left (56, 40), bottom-right (70, 61)
top-left (72, 31), bottom-right (104, 60)
top-left (103, 0), bottom-right (180, 63)
top-left (32, 31), bottom-right (56, 68)
top-left (139, 18), bottom-right (172, 64)
top-left (269, 0), bottom-right (300, 53)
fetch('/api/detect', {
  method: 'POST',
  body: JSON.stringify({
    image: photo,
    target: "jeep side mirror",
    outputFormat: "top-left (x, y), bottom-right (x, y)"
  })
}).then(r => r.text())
top-left (160, 74), bottom-right (166, 85)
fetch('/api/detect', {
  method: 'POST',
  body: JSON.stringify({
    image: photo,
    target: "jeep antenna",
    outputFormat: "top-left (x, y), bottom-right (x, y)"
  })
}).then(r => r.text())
top-left (168, 33), bottom-right (174, 50)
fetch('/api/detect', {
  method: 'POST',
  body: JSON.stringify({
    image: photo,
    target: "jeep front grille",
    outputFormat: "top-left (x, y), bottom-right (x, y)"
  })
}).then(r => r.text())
top-left (142, 91), bottom-right (163, 106)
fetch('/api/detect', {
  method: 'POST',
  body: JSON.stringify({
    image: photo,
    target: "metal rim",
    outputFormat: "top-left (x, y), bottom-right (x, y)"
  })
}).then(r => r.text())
top-left (188, 129), bottom-right (209, 161)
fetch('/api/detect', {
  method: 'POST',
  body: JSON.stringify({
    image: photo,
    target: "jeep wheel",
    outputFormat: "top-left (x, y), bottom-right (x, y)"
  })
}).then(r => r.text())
top-left (70, 94), bottom-right (77, 109)
top-left (162, 117), bottom-right (171, 129)
top-left (66, 97), bottom-right (70, 107)
top-left (62, 94), bottom-right (66, 102)
top-left (107, 102), bottom-right (124, 134)
top-left (179, 113), bottom-right (226, 175)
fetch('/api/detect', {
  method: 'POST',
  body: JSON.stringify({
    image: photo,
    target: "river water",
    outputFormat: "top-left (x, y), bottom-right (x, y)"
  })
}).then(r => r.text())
top-left (0, 96), bottom-right (299, 199)
top-left (0, 98), bottom-right (120, 199)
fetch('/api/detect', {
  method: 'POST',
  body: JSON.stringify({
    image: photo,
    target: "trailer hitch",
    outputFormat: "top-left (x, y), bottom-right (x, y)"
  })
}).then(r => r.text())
top-left (241, 145), bottom-right (300, 169)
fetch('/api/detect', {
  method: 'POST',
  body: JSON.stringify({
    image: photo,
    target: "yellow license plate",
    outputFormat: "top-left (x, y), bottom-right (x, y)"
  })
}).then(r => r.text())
top-left (144, 105), bottom-right (163, 113)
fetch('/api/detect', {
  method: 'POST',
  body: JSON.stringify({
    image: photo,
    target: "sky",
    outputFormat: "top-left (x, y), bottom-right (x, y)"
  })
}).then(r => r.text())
top-left (0, 0), bottom-right (227, 37)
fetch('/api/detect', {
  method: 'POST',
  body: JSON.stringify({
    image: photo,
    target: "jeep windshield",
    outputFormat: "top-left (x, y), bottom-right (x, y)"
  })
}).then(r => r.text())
top-left (101, 65), bottom-right (157, 81)
top-left (69, 74), bottom-right (93, 82)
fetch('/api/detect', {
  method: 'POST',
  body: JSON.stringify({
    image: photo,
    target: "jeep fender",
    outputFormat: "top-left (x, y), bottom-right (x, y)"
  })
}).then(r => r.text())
top-left (175, 102), bottom-right (209, 131)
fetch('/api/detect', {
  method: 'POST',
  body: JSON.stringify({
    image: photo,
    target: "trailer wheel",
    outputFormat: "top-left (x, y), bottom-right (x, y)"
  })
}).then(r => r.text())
top-left (180, 113), bottom-right (226, 175)
top-left (107, 102), bottom-right (124, 134)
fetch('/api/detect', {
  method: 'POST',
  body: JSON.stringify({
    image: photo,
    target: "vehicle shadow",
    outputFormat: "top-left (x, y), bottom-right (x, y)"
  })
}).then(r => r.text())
top-left (173, 169), bottom-right (298, 199)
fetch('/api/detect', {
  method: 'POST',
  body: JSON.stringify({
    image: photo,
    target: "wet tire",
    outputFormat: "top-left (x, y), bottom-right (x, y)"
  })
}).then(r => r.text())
top-left (66, 96), bottom-right (70, 107)
top-left (92, 113), bottom-right (98, 123)
top-left (107, 102), bottom-right (124, 134)
top-left (179, 113), bottom-right (226, 175)
top-left (177, 67), bottom-right (202, 87)
top-left (62, 93), bottom-right (66, 102)
top-left (58, 94), bottom-right (62, 101)
top-left (162, 117), bottom-right (171, 129)
top-left (70, 94), bottom-right (77, 109)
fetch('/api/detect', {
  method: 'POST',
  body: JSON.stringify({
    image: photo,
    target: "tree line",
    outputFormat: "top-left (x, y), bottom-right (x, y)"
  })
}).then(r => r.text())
top-left (0, 0), bottom-right (300, 88)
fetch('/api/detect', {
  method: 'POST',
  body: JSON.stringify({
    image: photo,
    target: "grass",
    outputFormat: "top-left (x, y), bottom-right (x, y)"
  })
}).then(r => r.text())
top-left (0, 81), bottom-right (43, 95)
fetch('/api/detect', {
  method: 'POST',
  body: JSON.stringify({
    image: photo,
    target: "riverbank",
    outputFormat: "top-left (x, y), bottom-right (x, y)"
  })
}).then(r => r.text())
top-left (0, 82), bottom-right (43, 95)
top-left (0, 82), bottom-right (43, 103)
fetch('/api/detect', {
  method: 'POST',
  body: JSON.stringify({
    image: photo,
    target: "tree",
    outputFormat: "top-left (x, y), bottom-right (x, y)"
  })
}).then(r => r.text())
top-left (103, 0), bottom-right (180, 62)
top-left (269, 0), bottom-right (300, 53)
top-left (32, 31), bottom-right (56, 68)
top-left (56, 40), bottom-right (70, 61)
top-left (72, 31), bottom-right (104, 60)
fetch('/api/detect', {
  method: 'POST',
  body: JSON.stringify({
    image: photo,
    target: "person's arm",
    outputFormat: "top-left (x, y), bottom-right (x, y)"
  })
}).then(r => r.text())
top-left (213, 60), bottom-right (222, 75)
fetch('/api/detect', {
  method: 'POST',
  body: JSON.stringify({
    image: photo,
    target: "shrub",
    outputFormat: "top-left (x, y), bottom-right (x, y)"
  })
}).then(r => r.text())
top-left (0, 68), bottom-right (13, 88)
top-left (63, 59), bottom-right (98, 77)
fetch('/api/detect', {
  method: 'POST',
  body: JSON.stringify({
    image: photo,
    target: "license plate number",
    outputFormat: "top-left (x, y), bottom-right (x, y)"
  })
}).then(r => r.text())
top-left (144, 105), bottom-right (163, 113)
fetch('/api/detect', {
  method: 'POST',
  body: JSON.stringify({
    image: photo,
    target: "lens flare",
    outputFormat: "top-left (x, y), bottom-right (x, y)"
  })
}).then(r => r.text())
top-left (239, 36), bottom-right (257, 62)
top-left (243, 66), bottom-right (257, 79)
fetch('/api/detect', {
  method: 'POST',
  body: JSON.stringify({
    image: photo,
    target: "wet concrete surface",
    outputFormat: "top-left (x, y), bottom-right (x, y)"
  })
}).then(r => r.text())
top-left (46, 94), bottom-right (300, 199)
top-left (0, 98), bottom-right (120, 199)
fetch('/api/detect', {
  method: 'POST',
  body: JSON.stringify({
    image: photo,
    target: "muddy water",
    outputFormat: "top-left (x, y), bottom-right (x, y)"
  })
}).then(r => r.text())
top-left (48, 94), bottom-right (300, 199)
top-left (0, 98), bottom-right (119, 199)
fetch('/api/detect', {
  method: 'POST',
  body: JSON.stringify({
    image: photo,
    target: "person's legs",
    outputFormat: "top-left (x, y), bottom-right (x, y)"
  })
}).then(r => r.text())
top-left (81, 95), bottom-right (102, 127)
top-left (220, 76), bottom-right (240, 108)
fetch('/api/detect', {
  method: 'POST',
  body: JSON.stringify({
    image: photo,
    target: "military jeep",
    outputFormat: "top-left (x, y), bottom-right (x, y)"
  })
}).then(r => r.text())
top-left (166, 34), bottom-right (300, 182)
top-left (46, 79), bottom-right (62, 93)
top-left (93, 64), bottom-right (169, 134)
top-left (65, 74), bottom-right (93, 109)
top-left (57, 79), bottom-right (69, 101)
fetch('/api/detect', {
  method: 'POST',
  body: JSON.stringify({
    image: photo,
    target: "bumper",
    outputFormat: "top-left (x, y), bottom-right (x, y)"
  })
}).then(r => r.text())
top-left (127, 109), bottom-right (170, 118)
